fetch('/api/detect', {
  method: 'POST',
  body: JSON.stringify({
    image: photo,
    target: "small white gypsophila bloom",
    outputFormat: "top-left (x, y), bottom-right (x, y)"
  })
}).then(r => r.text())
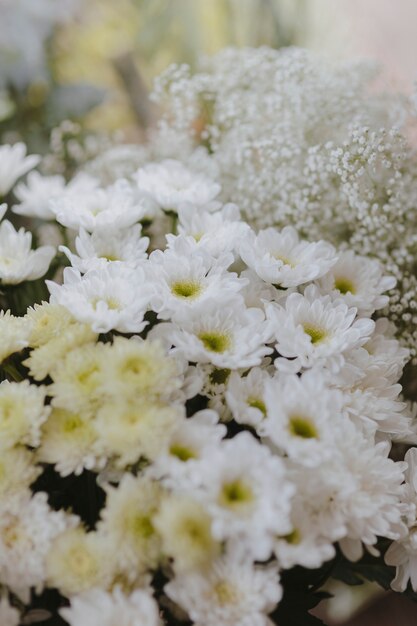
top-left (267, 284), bottom-right (375, 373)
top-left (147, 235), bottom-right (246, 321)
top-left (0, 595), bottom-right (20, 626)
top-left (0, 219), bottom-right (55, 284)
top-left (239, 226), bottom-right (337, 288)
top-left (165, 546), bottom-right (282, 626)
top-left (134, 158), bottom-right (221, 211)
top-left (0, 142), bottom-right (40, 196)
top-left (12, 171), bottom-right (66, 219)
top-left (0, 490), bottom-right (74, 603)
top-left (148, 409), bottom-right (227, 489)
top-left (177, 202), bottom-right (250, 257)
top-left (385, 448), bottom-right (417, 592)
top-left (50, 178), bottom-right (147, 232)
top-left (191, 431), bottom-right (294, 560)
top-left (158, 297), bottom-right (273, 369)
top-left (0, 379), bottom-right (50, 450)
top-left (60, 225), bottom-right (149, 273)
top-left (47, 265), bottom-right (151, 333)
top-left (60, 587), bottom-right (162, 626)
top-left (0, 309), bottom-right (30, 364)
top-left (225, 367), bottom-right (272, 428)
top-left (317, 250), bottom-right (396, 316)
top-left (261, 371), bottom-right (345, 467)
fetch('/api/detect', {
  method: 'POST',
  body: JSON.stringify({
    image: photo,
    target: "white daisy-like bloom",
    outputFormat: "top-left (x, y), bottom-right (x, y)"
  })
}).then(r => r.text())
top-left (134, 159), bottom-right (221, 211)
top-left (47, 265), bottom-right (151, 334)
top-left (317, 250), bottom-right (396, 316)
top-left (165, 547), bottom-right (282, 626)
top-left (239, 269), bottom-right (286, 309)
top-left (159, 298), bottom-right (273, 369)
top-left (0, 310), bottom-right (30, 363)
top-left (192, 432), bottom-right (294, 559)
top-left (177, 203), bottom-right (251, 257)
top-left (286, 419), bottom-right (407, 563)
top-left (267, 285), bottom-right (375, 373)
top-left (385, 448), bottom-right (417, 592)
top-left (361, 318), bottom-right (410, 384)
top-left (0, 490), bottom-right (74, 602)
top-left (12, 171), bottom-right (99, 222)
top-left (148, 409), bottom-right (227, 488)
top-left (225, 367), bottom-right (272, 427)
top-left (154, 494), bottom-right (220, 572)
top-left (60, 587), bottom-right (162, 626)
top-left (46, 526), bottom-right (115, 597)
top-left (60, 225), bottom-right (149, 273)
top-left (0, 143), bottom-right (40, 196)
top-left (0, 380), bottom-right (49, 450)
top-left (261, 371), bottom-right (345, 467)
top-left (0, 447), bottom-right (40, 498)
top-left (50, 179), bottom-right (147, 232)
top-left (239, 226), bottom-right (337, 288)
top-left (0, 219), bottom-right (55, 284)
top-left (97, 475), bottom-right (163, 579)
top-left (0, 595), bottom-right (20, 626)
top-left (13, 171), bottom-right (66, 219)
top-left (147, 235), bottom-right (245, 321)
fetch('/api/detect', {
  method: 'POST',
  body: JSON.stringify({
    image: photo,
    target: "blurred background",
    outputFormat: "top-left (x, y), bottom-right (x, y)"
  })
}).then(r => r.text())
top-left (1, 0), bottom-right (417, 150)
top-left (1, 1), bottom-right (417, 624)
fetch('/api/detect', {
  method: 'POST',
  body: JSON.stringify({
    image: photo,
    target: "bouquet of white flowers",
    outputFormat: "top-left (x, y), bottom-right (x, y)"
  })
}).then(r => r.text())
top-left (0, 48), bottom-right (417, 626)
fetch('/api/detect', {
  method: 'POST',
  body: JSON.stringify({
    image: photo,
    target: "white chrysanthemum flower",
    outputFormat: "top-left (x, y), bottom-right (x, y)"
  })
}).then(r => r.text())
top-left (0, 447), bottom-right (40, 498)
top-left (13, 171), bottom-right (66, 219)
top-left (239, 269), bottom-right (285, 309)
top-left (361, 318), bottom-right (410, 384)
top-left (95, 399), bottom-right (181, 468)
top-left (99, 336), bottom-right (183, 401)
top-left (47, 265), bottom-right (151, 334)
top-left (225, 367), bottom-right (271, 427)
top-left (0, 380), bottom-right (49, 450)
top-left (25, 301), bottom-right (85, 348)
top-left (0, 491), bottom-right (73, 602)
top-left (267, 285), bottom-right (374, 373)
top-left (0, 143), bottom-right (40, 196)
top-left (160, 299), bottom-right (272, 369)
top-left (60, 225), bottom-right (149, 272)
top-left (50, 179), bottom-right (147, 232)
top-left (98, 475), bottom-right (163, 579)
top-left (240, 227), bottom-right (337, 287)
top-left (165, 548), bottom-right (282, 626)
top-left (0, 310), bottom-right (30, 363)
top-left (147, 235), bottom-right (245, 321)
top-left (193, 432), bottom-right (293, 559)
top-left (48, 342), bottom-right (106, 412)
top-left (385, 448), bottom-right (417, 592)
top-left (0, 219), bottom-right (55, 284)
top-left (0, 595), bottom-right (20, 626)
top-left (287, 420), bottom-right (407, 563)
top-left (154, 495), bottom-right (220, 572)
top-left (37, 407), bottom-right (104, 477)
top-left (177, 203), bottom-right (250, 257)
top-left (23, 323), bottom-right (97, 382)
top-left (149, 409), bottom-right (226, 488)
top-left (134, 159), bottom-right (220, 210)
top-left (261, 371), bottom-right (345, 466)
top-left (317, 250), bottom-right (396, 316)
top-left (60, 587), bottom-right (161, 626)
top-left (46, 527), bottom-right (115, 596)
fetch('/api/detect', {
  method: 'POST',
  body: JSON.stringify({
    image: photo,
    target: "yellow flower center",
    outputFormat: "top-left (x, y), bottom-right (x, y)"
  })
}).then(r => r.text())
top-left (198, 331), bottom-right (231, 353)
top-left (214, 581), bottom-right (240, 606)
top-left (171, 280), bottom-right (202, 299)
top-left (247, 396), bottom-right (267, 416)
top-left (303, 324), bottom-right (328, 344)
top-left (170, 444), bottom-right (197, 461)
top-left (220, 479), bottom-right (253, 508)
top-left (288, 415), bottom-right (318, 439)
top-left (334, 277), bottom-right (356, 295)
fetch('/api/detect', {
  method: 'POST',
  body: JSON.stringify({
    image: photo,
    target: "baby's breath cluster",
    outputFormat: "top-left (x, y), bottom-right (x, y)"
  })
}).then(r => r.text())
top-left (151, 47), bottom-right (417, 358)
top-left (1, 49), bottom-right (417, 626)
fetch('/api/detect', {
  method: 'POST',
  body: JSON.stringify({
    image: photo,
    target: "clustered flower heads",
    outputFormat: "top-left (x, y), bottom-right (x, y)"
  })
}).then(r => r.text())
top-left (1, 50), bottom-right (417, 625)
top-left (150, 46), bottom-right (417, 359)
